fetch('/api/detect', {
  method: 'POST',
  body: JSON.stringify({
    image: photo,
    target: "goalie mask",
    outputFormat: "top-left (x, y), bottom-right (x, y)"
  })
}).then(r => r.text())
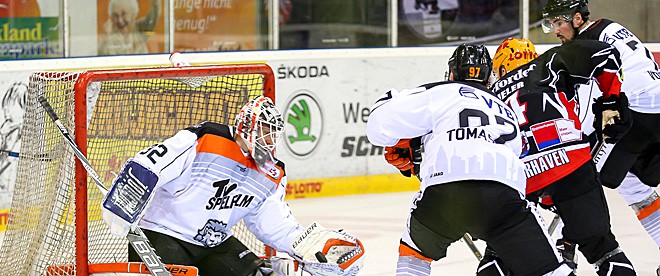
top-left (447, 44), bottom-right (492, 86)
top-left (235, 96), bottom-right (284, 173)
top-left (493, 38), bottom-right (538, 79)
top-left (541, 0), bottom-right (589, 33)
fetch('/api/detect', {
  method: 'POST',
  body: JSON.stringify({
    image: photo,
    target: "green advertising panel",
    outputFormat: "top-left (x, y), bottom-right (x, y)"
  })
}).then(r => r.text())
top-left (0, 17), bottom-right (61, 60)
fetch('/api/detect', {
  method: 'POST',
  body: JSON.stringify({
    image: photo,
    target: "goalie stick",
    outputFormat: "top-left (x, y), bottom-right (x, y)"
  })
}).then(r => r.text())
top-left (38, 95), bottom-right (173, 276)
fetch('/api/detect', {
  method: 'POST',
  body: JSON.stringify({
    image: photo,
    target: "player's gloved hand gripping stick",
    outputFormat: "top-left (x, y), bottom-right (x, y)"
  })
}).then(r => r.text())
top-left (592, 92), bottom-right (632, 144)
top-left (38, 96), bottom-right (173, 276)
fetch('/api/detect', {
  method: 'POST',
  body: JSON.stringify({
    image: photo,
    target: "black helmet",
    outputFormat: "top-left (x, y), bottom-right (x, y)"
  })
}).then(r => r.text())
top-left (448, 44), bottom-right (492, 85)
top-left (542, 0), bottom-right (589, 20)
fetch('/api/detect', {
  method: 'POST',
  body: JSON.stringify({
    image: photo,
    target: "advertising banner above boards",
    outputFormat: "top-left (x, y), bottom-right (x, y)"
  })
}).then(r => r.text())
top-left (0, 0), bottom-right (62, 60)
top-left (1, 44), bottom-right (660, 209)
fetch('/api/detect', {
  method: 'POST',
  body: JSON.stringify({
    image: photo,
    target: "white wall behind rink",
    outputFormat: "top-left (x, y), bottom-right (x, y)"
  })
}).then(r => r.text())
top-left (0, 43), bottom-right (658, 195)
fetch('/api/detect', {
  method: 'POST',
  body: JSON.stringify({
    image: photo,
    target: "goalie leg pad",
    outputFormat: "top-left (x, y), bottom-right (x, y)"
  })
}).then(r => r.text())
top-left (292, 222), bottom-right (365, 276)
top-left (396, 242), bottom-right (432, 276)
top-left (102, 159), bottom-right (159, 237)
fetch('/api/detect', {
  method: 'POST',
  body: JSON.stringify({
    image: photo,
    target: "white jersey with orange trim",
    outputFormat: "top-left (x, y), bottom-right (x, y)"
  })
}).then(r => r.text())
top-left (132, 122), bottom-right (304, 255)
top-left (366, 81), bottom-right (527, 195)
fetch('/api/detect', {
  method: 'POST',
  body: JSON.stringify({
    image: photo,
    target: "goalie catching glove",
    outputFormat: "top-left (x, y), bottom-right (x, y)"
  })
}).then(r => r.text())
top-left (592, 92), bottom-right (632, 143)
top-left (291, 222), bottom-right (365, 276)
top-left (384, 137), bottom-right (422, 177)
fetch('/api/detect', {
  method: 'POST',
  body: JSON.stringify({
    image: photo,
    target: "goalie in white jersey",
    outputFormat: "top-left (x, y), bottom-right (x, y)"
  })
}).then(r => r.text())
top-left (366, 44), bottom-right (574, 276)
top-left (100, 95), bottom-right (365, 276)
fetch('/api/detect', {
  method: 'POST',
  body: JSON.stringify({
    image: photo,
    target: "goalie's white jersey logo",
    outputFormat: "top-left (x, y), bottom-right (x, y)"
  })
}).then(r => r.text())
top-left (194, 219), bottom-right (229, 247)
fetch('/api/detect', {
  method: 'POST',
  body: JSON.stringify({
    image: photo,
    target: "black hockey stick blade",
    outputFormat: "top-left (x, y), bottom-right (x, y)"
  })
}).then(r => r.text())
top-left (38, 95), bottom-right (173, 276)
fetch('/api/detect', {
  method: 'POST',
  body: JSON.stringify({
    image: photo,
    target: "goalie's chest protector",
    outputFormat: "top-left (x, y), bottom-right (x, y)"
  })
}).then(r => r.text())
top-left (140, 123), bottom-right (285, 247)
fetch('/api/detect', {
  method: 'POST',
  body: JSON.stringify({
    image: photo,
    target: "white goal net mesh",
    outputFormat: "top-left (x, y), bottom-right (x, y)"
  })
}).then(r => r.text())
top-left (0, 65), bottom-right (274, 275)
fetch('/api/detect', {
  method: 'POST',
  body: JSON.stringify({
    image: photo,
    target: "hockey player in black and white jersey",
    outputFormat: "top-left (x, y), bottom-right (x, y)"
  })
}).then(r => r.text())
top-left (100, 95), bottom-right (365, 276)
top-left (366, 44), bottom-right (574, 276)
top-left (486, 37), bottom-right (636, 275)
top-left (543, 0), bottom-right (660, 271)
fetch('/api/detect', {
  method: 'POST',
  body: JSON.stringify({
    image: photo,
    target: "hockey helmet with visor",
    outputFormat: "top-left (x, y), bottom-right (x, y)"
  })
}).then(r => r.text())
top-left (541, 0), bottom-right (589, 33)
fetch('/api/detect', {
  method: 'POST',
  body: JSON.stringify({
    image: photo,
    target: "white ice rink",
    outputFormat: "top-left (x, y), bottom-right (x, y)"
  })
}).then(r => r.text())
top-left (0, 187), bottom-right (657, 275)
top-left (288, 187), bottom-right (660, 275)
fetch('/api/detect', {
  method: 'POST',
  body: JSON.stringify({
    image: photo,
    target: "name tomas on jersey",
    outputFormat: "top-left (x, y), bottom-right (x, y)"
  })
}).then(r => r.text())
top-left (447, 127), bottom-right (495, 143)
top-left (524, 148), bottom-right (570, 178)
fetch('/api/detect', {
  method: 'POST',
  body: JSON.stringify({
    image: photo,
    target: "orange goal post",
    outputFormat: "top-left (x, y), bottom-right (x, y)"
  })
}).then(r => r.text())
top-left (0, 64), bottom-right (276, 275)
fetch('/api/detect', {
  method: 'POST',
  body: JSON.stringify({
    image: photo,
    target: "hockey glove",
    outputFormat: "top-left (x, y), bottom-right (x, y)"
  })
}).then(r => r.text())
top-left (592, 92), bottom-right (632, 143)
top-left (384, 137), bottom-right (422, 177)
top-left (385, 140), bottom-right (414, 177)
top-left (292, 222), bottom-right (365, 276)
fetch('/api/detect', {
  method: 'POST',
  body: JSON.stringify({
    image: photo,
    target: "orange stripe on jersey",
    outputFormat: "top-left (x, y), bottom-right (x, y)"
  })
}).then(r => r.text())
top-left (195, 134), bottom-right (285, 183)
top-left (637, 197), bottom-right (660, 220)
top-left (196, 134), bottom-right (247, 165)
top-left (399, 243), bottom-right (433, 262)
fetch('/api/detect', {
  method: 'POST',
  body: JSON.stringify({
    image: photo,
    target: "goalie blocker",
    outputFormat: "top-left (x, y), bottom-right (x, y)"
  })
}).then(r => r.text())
top-left (102, 159), bottom-right (158, 237)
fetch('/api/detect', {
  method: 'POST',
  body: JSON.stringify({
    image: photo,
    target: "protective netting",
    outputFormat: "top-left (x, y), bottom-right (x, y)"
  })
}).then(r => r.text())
top-left (0, 65), bottom-right (274, 275)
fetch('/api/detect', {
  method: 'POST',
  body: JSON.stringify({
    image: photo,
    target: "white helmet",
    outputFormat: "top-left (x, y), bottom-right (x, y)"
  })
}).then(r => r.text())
top-left (235, 96), bottom-right (284, 172)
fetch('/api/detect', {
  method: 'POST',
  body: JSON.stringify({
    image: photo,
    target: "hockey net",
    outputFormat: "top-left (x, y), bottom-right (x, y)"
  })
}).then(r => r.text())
top-left (0, 64), bottom-right (276, 276)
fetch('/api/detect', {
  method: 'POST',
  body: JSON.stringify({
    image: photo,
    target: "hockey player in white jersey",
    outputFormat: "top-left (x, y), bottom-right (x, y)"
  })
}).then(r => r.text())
top-left (366, 44), bottom-right (574, 276)
top-left (100, 95), bottom-right (364, 276)
top-left (543, 0), bottom-right (660, 272)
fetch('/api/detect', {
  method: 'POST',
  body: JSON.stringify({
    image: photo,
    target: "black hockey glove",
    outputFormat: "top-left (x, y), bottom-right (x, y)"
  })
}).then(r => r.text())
top-left (592, 92), bottom-right (632, 144)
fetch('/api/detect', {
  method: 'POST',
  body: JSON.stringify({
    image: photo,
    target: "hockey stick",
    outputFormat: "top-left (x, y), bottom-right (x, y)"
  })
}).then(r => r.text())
top-left (547, 138), bottom-right (606, 236)
top-left (0, 149), bottom-right (20, 158)
top-left (38, 96), bottom-right (173, 276)
top-left (462, 233), bottom-right (483, 260)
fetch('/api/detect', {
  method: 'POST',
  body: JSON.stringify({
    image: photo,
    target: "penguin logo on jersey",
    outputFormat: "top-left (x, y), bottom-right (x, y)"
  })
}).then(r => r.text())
top-left (194, 219), bottom-right (228, 247)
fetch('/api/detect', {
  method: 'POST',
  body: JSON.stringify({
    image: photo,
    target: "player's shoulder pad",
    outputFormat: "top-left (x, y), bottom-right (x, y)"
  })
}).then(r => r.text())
top-left (185, 121), bottom-right (233, 140)
top-left (418, 80), bottom-right (450, 90)
top-left (579, 18), bottom-right (614, 40)
top-left (441, 80), bottom-right (490, 92)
